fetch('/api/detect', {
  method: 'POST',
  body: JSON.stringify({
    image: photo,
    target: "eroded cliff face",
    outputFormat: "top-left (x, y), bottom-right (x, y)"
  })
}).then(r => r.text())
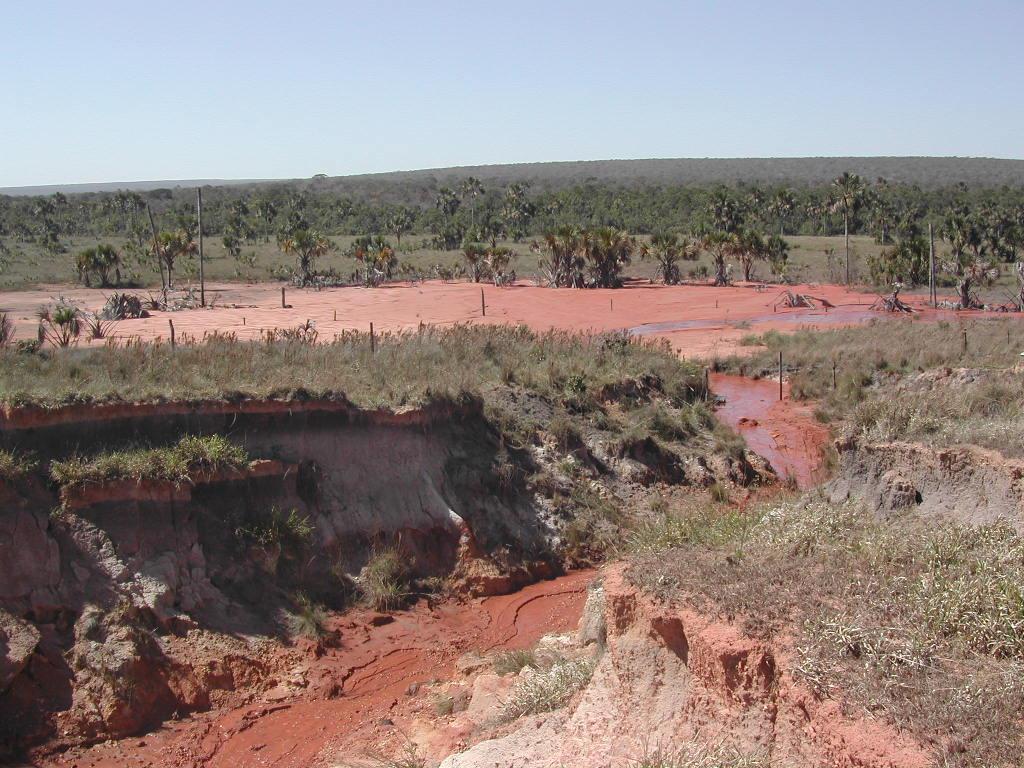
top-left (829, 436), bottom-right (1024, 528)
top-left (0, 389), bottom-right (774, 761)
top-left (0, 397), bottom-right (561, 757)
top-left (440, 566), bottom-right (929, 768)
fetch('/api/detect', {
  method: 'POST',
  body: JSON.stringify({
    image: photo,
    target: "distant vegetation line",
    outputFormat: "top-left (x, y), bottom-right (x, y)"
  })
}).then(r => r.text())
top-left (1, 160), bottom-right (1022, 307)
top-left (4, 156), bottom-right (1024, 198)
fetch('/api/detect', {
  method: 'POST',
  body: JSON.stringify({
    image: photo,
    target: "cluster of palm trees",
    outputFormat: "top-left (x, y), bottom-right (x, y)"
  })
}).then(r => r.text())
top-left (531, 227), bottom-right (637, 288)
top-left (347, 235), bottom-right (397, 287)
top-left (461, 242), bottom-right (515, 285)
top-left (75, 243), bottom-right (122, 287)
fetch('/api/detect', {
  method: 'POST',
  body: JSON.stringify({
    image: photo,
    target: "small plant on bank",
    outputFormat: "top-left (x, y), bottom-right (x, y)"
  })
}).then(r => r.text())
top-left (0, 449), bottom-right (38, 482)
top-left (498, 656), bottom-right (595, 722)
top-left (236, 507), bottom-right (315, 552)
top-left (286, 592), bottom-right (328, 640)
top-left (359, 548), bottom-right (410, 611)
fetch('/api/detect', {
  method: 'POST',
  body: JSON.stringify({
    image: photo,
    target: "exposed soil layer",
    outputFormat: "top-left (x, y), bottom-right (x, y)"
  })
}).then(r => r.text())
top-left (711, 373), bottom-right (830, 489)
top-left (1, 280), bottom-right (921, 358)
top-left (441, 566), bottom-right (929, 768)
top-left (830, 437), bottom-right (1024, 527)
top-left (38, 570), bottom-right (594, 768)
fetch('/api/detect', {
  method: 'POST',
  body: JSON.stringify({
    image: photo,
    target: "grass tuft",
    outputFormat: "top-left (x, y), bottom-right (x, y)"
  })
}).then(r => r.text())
top-left (49, 434), bottom-right (247, 486)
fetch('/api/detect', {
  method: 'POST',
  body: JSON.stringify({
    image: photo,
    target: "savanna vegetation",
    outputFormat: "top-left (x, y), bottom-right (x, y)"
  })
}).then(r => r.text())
top-left (630, 494), bottom-right (1024, 766)
top-left (0, 324), bottom-right (703, 409)
top-left (1, 169), bottom-right (1022, 304)
top-left (715, 317), bottom-right (1024, 454)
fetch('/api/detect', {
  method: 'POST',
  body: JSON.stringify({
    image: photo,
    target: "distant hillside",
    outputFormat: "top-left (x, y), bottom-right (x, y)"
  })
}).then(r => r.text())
top-left (3, 157), bottom-right (1024, 199)
top-left (0, 178), bottom-right (267, 197)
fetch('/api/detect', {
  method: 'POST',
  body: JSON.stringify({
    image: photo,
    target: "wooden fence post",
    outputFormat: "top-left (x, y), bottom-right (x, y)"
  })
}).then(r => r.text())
top-left (778, 351), bottom-right (783, 401)
top-left (168, 319), bottom-right (175, 348)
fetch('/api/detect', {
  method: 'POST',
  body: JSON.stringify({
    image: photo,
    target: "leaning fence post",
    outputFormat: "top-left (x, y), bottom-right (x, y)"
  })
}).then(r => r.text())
top-left (168, 319), bottom-right (175, 348)
top-left (481, 288), bottom-right (486, 317)
top-left (779, 351), bottom-right (783, 401)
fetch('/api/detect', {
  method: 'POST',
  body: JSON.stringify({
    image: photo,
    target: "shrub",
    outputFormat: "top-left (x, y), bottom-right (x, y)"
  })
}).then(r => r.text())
top-left (360, 548), bottom-right (410, 611)
top-left (287, 592), bottom-right (328, 640)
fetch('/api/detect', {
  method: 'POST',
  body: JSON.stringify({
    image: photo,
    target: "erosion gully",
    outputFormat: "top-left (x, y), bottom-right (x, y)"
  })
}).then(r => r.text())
top-left (32, 284), bottom-right (848, 768)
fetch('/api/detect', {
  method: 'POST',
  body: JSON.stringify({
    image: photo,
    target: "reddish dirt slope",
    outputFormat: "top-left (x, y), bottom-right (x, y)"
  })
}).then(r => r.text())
top-left (40, 571), bottom-right (593, 768)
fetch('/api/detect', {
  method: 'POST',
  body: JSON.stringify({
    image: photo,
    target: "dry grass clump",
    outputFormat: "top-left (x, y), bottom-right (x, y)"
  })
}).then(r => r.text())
top-left (286, 592), bottom-right (329, 640)
top-left (49, 434), bottom-right (247, 486)
top-left (497, 656), bottom-right (595, 722)
top-left (0, 325), bottom-right (702, 410)
top-left (634, 743), bottom-right (767, 768)
top-left (0, 448), bottom-right (38, 481)
top-left (492, 648), bottom-right (538, 676)
top-left (359, 548), bottom-right (410, 611)
top-left (628, 496), bottom-right (1024, 766)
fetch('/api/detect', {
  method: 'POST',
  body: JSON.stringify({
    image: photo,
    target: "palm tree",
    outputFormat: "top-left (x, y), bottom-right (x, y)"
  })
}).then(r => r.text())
top-left (460, 177), bottom-right (484, 235)
top-left (941, 207), bottom-right (989, 309)
top-left (462, 242), bottom-right (488, 282)
top-left (770, 189), bottom-right (796, 236)
top-left (485, 245), bottom-right (515, 286)
top-left (583, 228), bottom-right (635, 288)
top-left (735, 230), bottom-right (767, 283)
top-left (435, 187), bottom-right (460, 221)
top-left (532, 227), bottom-right (584, 288)
top-left (280, 230), bottom-right (332, 285)
top-left (641, 232), bottom-right (698, 285)
top-left (384, 207), bottom-right (417, 247)
top-left (700, 231), bottom-right (735, 286)
top-left (155, 230), bottom-right (197, 288)
top-left (253, 198), bottom-right (278, 242)
top-left (75, 243), bottom-right (122, 287)
top-left (765, 234), bottom-right (790, 280)
top-left (706, 190), bottom-right (743, 234)
top-left (831, 172), bottom-right (867, 284)
top-left (349, 235), bottom-right (396, 287)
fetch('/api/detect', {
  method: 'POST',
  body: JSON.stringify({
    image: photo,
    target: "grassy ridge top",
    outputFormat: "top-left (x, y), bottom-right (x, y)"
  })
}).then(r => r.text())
top-left (4, 157), bottom-right (1023, 197)
top-left (0, 325), bottom-right (702, 409)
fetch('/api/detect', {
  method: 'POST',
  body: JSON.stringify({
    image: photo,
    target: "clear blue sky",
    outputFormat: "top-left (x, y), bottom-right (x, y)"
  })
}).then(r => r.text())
top-left (3, 0), bottom-right (1022, 187)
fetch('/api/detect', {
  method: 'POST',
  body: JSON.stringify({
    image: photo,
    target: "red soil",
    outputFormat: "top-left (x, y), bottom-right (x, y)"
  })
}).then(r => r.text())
top-left (40, 570), bottom-right (594, 768)
top-left (2, 279), bottom-right (911, 357)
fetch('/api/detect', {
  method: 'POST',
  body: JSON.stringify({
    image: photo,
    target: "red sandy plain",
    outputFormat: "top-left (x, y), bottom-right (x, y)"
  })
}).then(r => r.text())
top-left (1, 279), bottom-right (918, 358)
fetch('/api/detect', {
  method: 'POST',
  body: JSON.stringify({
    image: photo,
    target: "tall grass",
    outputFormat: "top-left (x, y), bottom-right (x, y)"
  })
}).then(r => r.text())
top-left (0, 325), bottom-right (703, 409)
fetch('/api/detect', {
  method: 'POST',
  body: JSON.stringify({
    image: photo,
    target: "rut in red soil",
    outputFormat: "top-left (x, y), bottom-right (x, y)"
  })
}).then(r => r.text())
top-left (711, 372), bottom-right (830, 489)
top-left (43, 571), bottom-right (594, 768)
